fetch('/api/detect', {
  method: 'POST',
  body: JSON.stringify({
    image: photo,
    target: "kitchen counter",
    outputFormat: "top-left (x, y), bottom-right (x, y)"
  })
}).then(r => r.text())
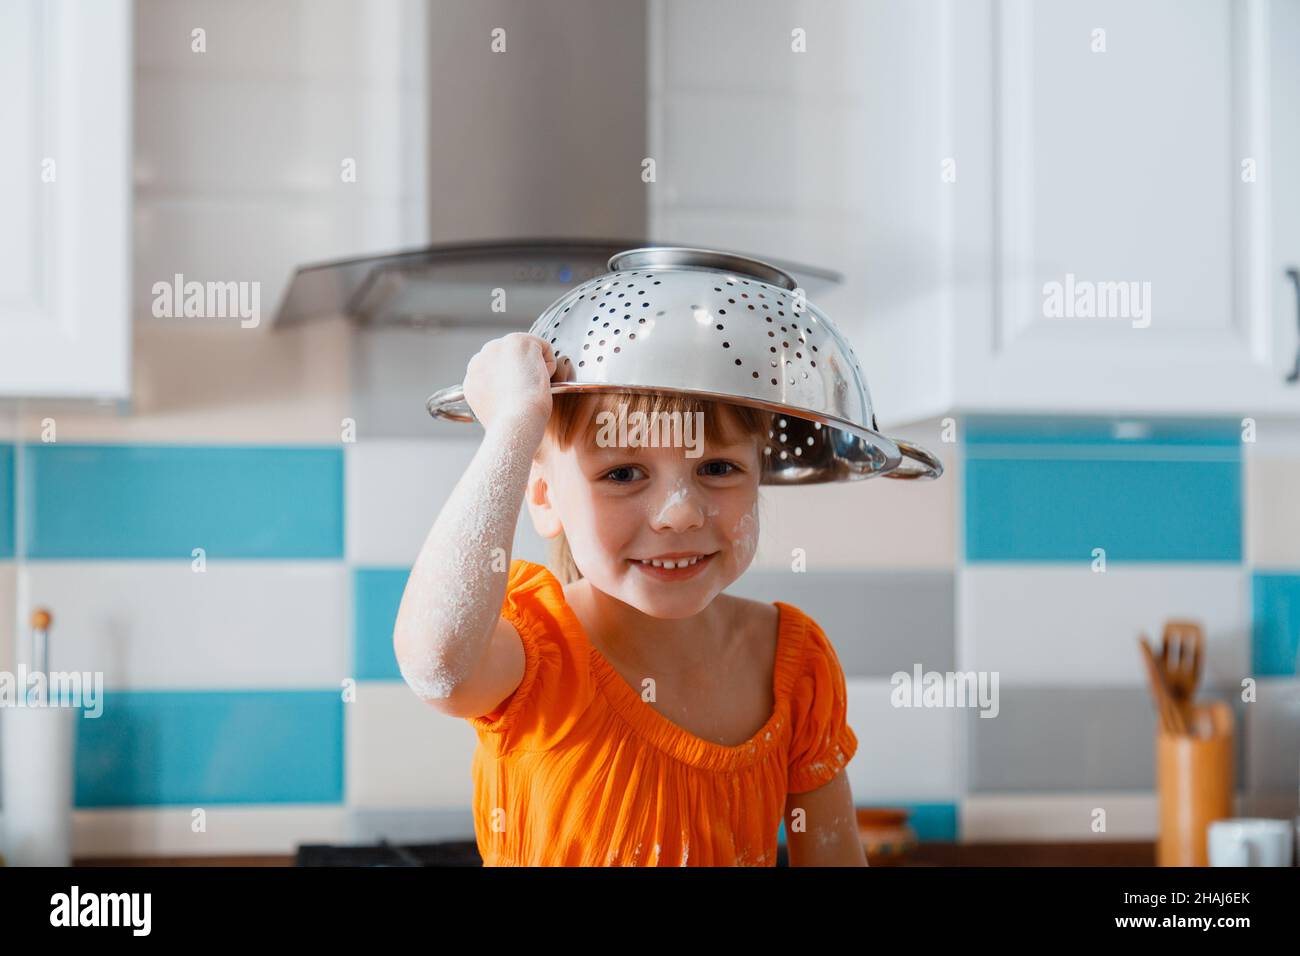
top-left (72, 842), bottom-right (1157, 867)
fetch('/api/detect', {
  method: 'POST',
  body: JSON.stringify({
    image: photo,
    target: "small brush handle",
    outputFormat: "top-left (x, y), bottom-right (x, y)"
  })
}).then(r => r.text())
top-left (30, 608), bottom-right (52, 704)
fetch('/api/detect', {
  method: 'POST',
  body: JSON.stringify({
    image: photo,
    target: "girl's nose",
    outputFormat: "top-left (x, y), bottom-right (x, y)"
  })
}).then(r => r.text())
top-left (649, 477), bottom-right (706, 532)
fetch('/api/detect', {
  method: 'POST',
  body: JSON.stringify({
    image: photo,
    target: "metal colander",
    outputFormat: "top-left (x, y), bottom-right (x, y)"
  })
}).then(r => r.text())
top-left (426, 246), bottom-right (943, 483)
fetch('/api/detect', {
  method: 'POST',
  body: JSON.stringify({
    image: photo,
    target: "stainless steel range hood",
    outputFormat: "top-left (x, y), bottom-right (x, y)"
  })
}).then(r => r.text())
top-left (271, 237), bottom-right (841, 331)
top-left (269, 2), bottom-right (840, 335)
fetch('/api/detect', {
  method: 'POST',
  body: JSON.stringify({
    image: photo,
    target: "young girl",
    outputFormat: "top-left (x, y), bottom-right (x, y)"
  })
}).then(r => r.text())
top-left (394, 332), bottom-right (864, 866)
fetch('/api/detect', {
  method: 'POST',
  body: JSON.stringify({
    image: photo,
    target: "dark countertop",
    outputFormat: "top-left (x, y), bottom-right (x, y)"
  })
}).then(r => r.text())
top-left (74, 841), bottom-right (1157, 867)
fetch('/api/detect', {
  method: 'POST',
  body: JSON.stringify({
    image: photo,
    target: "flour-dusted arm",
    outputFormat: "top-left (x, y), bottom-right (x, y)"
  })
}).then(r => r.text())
top-left (392, 333), bottom-right (555, 717)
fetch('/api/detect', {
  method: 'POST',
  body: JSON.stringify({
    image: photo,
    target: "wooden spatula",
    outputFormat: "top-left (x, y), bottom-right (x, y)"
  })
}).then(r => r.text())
top-left (1159, 619), bottom-right (1203, 731)
top-left (1139, 634), bottom-right (1188, 735)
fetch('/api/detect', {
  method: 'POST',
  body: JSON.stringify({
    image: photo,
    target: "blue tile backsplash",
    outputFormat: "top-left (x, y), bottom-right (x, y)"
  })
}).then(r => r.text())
top-left (1251, 573), bottom-right (1300, 677)
top-left (0, 443), bottom-right (12, 559)
top-left (22, 444), bottom-right (344, 559)
top-left (964, 417), bottom-right (1242, 562)
top-left (353, 567), bottom-right (410, 682)
top-left (74, 690), bottom-right (345, 807)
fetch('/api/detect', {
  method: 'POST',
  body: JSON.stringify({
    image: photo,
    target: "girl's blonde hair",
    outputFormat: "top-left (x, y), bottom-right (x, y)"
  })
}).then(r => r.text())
top-left (538, 391), bottom-right (771, 584)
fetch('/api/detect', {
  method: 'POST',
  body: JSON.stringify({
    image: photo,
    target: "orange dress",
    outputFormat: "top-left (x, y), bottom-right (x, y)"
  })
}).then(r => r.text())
top-left (466, 559), bottom-right (859, 866)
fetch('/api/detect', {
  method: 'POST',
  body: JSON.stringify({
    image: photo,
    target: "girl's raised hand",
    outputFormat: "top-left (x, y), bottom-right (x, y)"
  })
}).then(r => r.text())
top-left (462, 332), bottom-right (557, 432)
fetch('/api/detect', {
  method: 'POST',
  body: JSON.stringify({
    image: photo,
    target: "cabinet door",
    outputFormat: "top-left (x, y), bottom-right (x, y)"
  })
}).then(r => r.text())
top-left (0, 0), bottom-right (131, 399)
top-left (953, 0), bottom-right (1299, 415)
top-left (1272, 0), bottom-right (1300, 392)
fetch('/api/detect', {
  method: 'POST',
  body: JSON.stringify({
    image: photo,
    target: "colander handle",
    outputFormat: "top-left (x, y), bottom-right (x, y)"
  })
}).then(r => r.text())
top-left (881, 437), bottom-right (944, 480)
top-left (426, 384), bottom-right (478, 423)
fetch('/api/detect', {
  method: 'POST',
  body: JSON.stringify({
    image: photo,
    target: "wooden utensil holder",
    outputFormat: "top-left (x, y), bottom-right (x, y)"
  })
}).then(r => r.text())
top-left (1156, 701), bottom-right (1235, 866)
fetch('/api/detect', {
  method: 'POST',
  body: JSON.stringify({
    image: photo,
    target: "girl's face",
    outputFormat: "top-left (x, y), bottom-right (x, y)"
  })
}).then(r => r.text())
top-left (536, 425), bottom-right (762, 619)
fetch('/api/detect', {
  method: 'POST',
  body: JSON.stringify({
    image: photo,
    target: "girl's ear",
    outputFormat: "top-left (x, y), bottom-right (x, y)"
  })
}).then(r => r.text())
top-left (525, 462), bottom-right (563, 539)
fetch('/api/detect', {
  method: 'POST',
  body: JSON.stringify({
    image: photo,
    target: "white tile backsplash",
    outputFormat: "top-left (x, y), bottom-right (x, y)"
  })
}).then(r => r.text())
top-left (346, 681), bottom-right (478, 808)
top-left (654, 0), bottom-right (924, 100)
top-left (23, 561), bottom-right (350, 690)
top-left (345, 438), bottom-right (551, 568)
top-left (658, 94), bottom-right (875, 213)
top-left (12, 317), bottom-right (350, 443)
top-left (959, 564), bottom-right (1250, 688)
top-left (133, 197), bottom-right (415, 321)
top-left (134, 0), bottom-right (425, 84)
top-left (752, 427), bottom-right (957, 570)
top-left (844, 677), bottom-right (958, 802)
top-left (1247, 454), bottom-right (1300, 566)
top-left (0, 562), bottom-right (14, 675)
top-left (135, 78), bottom-right (418, 200)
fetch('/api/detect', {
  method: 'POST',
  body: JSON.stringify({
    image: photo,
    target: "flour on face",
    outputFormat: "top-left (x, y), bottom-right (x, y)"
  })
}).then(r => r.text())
top-left (651, 476), bottom-right (695, 526)
top-left (729, 499), bottom-right (759, 570)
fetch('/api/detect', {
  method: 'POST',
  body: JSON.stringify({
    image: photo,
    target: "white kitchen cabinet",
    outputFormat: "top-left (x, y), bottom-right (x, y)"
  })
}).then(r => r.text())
top-left (1271, 0), bottom-right (1300, 394)
top-left (884, 0), bottom-right (1300, 421)
top-left (0, 0), bottom-right (131, 399)
top-left (649, 0), bottom-right (1300, 423)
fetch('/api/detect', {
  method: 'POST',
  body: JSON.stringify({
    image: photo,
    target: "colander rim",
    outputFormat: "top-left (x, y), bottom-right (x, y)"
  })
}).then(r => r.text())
top-left (606, 246), bottom-right (799, 291)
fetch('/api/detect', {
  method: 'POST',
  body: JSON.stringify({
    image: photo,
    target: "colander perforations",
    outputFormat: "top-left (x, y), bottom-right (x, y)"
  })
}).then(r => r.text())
top-left (542, 262), bottom-right (877, 467)
top-left (529, 269), bottom-right (846, 470)
top-left (537, 269), bottom-right (833, 397)
top-left (762, 416), bottom-right (825, 462)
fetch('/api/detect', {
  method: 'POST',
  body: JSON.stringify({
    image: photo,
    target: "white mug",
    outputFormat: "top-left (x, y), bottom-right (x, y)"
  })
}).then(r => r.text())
top-left (1207, 819), bottom-right (1294, 867)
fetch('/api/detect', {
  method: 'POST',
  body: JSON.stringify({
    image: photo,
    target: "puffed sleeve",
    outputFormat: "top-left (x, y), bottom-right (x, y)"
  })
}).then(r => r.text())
top-left (467, 559), bottom-right (594, 754)
top-left (786, 615), bottom-right (859, 793)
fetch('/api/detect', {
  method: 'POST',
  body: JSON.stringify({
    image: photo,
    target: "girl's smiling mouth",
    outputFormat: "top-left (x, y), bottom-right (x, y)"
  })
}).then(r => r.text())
top-left (628, 551), bottom-right (718, 580)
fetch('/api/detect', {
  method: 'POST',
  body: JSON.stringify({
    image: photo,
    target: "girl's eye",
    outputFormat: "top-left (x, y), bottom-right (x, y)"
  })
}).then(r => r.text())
top-left (700, 460), bottom-right (738, 477)
top-left (604, 465), bottom-right (646, 483)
